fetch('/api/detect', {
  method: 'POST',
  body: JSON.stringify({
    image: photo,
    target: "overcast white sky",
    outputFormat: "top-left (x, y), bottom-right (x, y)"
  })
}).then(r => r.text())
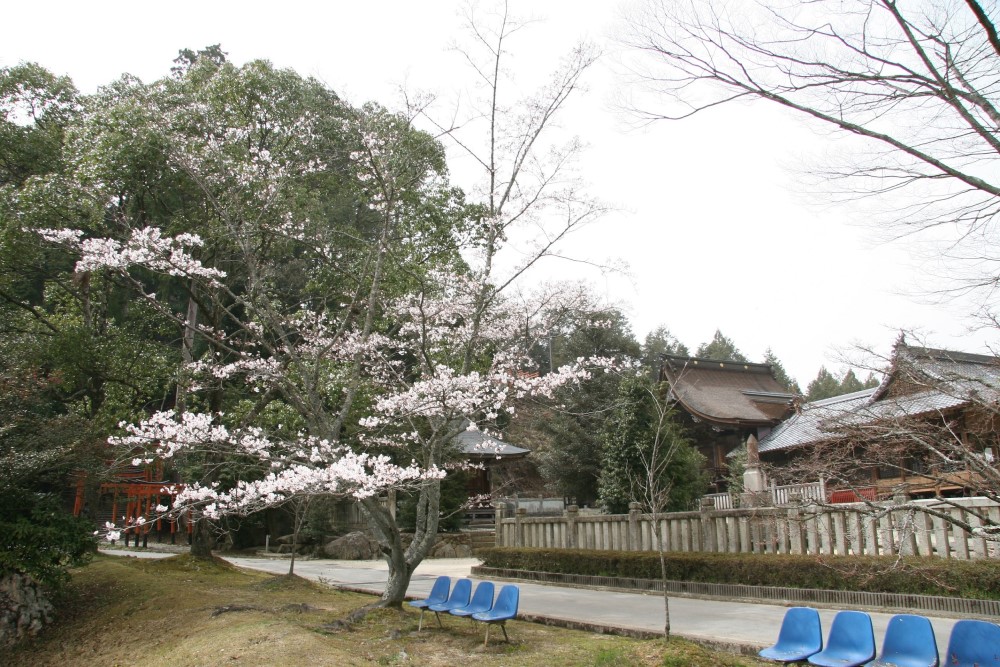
top-left (3, 0), bottom-right (991, 386)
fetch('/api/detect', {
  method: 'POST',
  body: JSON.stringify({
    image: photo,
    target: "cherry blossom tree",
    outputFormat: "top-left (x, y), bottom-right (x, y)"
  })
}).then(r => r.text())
top-left (31, 46), bottom-right (609, 605)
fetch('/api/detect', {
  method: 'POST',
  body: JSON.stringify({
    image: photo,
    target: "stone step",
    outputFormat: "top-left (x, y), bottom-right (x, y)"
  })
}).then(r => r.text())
top-left (468, 532), bottom-right (496, 551)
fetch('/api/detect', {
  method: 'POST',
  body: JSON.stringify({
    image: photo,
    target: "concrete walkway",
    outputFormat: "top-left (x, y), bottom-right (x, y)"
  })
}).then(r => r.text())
top-left (102, 548), bottom-right (965, 660)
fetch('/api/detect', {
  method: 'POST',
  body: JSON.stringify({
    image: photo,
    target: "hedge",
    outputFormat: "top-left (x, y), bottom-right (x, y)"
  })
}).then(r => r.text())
top-left (478, 547), bottom-right (1000, 600)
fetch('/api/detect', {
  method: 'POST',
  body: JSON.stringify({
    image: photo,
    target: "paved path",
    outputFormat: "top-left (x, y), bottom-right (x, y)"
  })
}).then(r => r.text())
top-left (101, 548), bottom-right (964, 660)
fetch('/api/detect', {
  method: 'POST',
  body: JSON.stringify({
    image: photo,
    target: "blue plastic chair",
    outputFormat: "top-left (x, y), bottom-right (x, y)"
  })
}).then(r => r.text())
top-left (759, 607), bottom-right (824, 662)
top-left (450, 581), bottom-right (495, 620)
top-left (808, 610), bottom-right (876, 667)
top-left (865, 614), bottom-right (938, 667)
top-left (428, 578), bottom-right (473, 628)
top-left (944, 619), bottom-right (1000, 667)
top-left (472, 584), bottom-right (519, 645)
top-left (407, 575), bottom-right (450, 631)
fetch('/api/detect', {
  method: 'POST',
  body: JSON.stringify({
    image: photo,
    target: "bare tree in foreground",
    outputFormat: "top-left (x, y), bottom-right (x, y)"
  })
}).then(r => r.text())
top-left (623, 0), bottom-right (1000, 553)
top-left (622, 0), bottom-right (1000, 309)
top-left (601, 375), bottom-right (702, 639)
top-left (419, 0), bottom-right (606, 306)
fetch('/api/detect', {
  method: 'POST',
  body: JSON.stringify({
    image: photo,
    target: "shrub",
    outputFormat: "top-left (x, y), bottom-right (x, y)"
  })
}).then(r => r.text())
top-left (0, 492), bottom-right (93, 588)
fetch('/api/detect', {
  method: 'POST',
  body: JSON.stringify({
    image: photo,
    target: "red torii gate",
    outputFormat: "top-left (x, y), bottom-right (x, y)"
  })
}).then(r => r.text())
top-left (72, 461), bottom-right (189, 547)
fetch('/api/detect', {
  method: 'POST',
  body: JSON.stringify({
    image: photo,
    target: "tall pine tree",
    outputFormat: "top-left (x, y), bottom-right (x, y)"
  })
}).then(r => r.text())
top-left (641, 325), bottom-right (689, 378)
top-left (695, 329), bottom-right (748, 362)
top-left (806, 367), bottom-right (879, 401)
top-left (763, 348), bottom-right (801, 394)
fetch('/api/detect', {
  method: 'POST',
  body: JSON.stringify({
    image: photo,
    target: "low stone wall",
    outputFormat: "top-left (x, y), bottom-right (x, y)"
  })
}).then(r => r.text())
top-left (1, 573), bottom-right (53, 646)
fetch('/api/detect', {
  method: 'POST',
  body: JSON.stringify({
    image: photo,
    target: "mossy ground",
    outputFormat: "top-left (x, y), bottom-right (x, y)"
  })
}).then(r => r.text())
top-left (9, 554), bottom-right (771, 666)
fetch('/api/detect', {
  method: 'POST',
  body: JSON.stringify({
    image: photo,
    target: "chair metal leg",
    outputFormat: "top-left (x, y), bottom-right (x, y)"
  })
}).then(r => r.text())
top-left (417, 609), bottom-right (425, 632)
top-left (435, 612), bottom-right (443, 629)
top-left (484, 624), bottom-right (490, 646)
top-left (501, 622), bottom-right (508, 642)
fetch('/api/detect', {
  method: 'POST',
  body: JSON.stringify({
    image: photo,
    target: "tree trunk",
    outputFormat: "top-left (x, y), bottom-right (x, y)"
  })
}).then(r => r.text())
top-left (287, 500), bottom-right (302, 576)
top-left (361, 497), bottom-right (427, 607)
top-left (190, 518), bottom-right (214, 560)
top-left (176, 290), bottom-right (198, 413)
top-left (659, 547), bottom-right (671, 639)
top-left (380, 547), bottom-right (412, 608)
top-left (650, 516), bottom-right (671, 640)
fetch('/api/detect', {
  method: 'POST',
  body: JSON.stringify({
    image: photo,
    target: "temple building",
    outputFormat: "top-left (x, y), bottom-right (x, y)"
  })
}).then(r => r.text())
top-left (757, 344), bottom-right (1000, 500)
top-left (660, 353), bottom-right (797, 492)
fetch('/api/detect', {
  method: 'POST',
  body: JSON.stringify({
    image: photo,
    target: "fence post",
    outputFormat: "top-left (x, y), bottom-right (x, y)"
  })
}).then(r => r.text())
top-left (628, 502), bottom-right (642, 551)
top-left (700, 497), bottom-right (716, 553)
top-left (893, 489), bottom-right (918, 556)
top-left (566, 504), bottom-right (578, 550)
top-left (787, 493), bottom-right (805, 555)
top-left (494, 504), bottom-right (506, 547)
top-left (515, 507), bottom-right (526, 548)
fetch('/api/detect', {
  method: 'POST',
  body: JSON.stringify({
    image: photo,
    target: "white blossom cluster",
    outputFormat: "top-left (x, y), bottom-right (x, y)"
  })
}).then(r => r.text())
top-left (38, 226), bottom-right (226, 284)
top-left (113, 410), bottom-right (231, 463)
top-left (176, 454), bottom-right (442, 517)
top-left (187, 355), bottom-right (281, 382)
top-left (107, 406), bottom-right (445, 522)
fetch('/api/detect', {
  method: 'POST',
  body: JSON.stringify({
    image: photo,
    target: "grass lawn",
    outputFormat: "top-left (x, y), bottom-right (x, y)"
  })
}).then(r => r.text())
top-left (9, 554), bottom-right (772, 666)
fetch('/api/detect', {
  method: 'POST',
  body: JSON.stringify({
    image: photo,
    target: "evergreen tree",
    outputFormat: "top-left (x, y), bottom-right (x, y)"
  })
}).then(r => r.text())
top-left (0, 63), bottom-right (169, 588)
top-left (0, 63), bottom-right (77, 188)
top-left (598, 375), bottom-right (707, 514)
top-left (806, 366), bottom-right (842, 400)
top-left (641, 325), bottom-right (689, 378)
top-left (839, 369), bottom-right (865, 394)
top-left (862, 372), bottom-right (881, 390)
top-left (695, 329), bottom-right (748, 362)
top-left (763, 348), bottom-right (801, 394)
top-left (806, 367), bottom-right (880, 401)
top-left (518, 309), bottom-right (640, 506)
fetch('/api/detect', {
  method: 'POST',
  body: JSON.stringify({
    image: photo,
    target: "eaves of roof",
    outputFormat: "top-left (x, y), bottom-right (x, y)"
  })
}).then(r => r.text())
top-left (452, 427), bottom-right (530, 460)
top-left (758, 389), bottom-right (876, 454)
top-left (761, 343), bottom-right (1000, 455)
top-left (662, 355), bottom-right (795, 427)
top-left (758, 388), bottom-right (972, 454)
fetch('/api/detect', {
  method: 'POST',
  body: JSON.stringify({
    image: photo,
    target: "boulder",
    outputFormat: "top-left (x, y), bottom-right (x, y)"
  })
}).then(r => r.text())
top-left (0, 573), bottom-right (53, 646)
top-left (276, 543), bottom-right (307, 554)
top-left (427, 535), bottom-right (472, 558)
top-left (323, 531), bottom-right (379, 560)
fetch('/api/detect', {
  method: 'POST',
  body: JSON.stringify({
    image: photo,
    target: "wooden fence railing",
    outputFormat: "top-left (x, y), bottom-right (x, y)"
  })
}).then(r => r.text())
top-left (703, 481), bottom-right (827, 510)
top-left (496, 496), bottom-right (1000, 559)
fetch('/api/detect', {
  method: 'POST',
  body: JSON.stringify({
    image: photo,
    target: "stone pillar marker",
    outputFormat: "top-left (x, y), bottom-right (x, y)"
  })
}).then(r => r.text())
top-left (893, 488), bottom-right (918, 556)
top-left (741, 434), bottom-right (772, 508)
top-left (494, 504), bottom-right (506, 547)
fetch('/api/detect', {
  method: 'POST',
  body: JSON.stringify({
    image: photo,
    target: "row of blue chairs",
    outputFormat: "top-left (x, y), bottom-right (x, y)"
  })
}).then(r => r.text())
top-left (760, 607), bottom-right (1000, 667)
top-left (408, 576), bottom-right (520, 645)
